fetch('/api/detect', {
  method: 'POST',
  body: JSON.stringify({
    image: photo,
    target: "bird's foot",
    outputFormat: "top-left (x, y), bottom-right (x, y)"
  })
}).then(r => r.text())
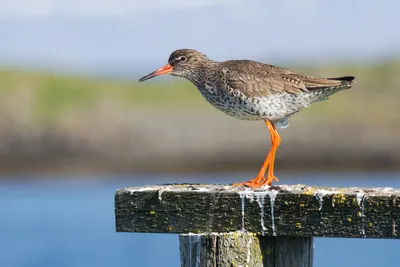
top-left (232, 180), bottom-right (263, 188)
top-left (232, 174), bottom-right (279, 188)
top-left (265, 174), bottom-right (279, 186)
top-left (232, 174), bottom-right (267, 188)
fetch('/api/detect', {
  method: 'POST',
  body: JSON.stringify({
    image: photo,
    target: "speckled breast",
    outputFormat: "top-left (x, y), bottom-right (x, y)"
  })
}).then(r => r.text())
top-left (197, 85), bottom-right (311, 123)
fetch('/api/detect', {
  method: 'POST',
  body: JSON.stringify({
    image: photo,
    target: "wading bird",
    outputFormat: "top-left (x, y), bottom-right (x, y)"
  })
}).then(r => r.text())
top-left (139, 49), bottom-right (354, 187)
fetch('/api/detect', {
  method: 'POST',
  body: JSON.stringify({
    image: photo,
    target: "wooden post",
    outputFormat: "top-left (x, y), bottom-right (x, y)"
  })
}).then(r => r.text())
top-left (115, 184), bottom-right (400, 267)
top-left (179, 234), bottom-right (313, 267)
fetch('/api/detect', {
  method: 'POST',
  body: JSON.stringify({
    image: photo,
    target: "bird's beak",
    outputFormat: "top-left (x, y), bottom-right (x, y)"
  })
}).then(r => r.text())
top-left (138, 63), bottom-right (173, 82)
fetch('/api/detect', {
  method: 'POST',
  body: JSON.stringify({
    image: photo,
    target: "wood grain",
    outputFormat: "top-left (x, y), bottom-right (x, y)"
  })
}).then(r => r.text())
top-left (179, 233), bottom-right (313, 267)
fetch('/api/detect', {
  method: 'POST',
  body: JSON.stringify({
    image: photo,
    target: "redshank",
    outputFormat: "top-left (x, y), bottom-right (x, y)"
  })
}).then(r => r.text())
top-left (139, 49), bottom-right (355, 188)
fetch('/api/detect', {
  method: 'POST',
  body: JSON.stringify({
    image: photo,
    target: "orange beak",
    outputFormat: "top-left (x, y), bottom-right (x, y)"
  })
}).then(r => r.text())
top-left (138, 63), bottom-right (173, 82)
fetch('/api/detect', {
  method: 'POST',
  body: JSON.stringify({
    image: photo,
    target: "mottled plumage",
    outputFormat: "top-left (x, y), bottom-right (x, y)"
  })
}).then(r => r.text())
top-left (138, 49), bottom-right (355, 187)
top-left (157, 49), bottom-right (354, 128)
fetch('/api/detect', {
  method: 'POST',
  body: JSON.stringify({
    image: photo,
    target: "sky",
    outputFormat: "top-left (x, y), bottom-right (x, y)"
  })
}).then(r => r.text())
top-left (0, 0), bottom-right (399, 75)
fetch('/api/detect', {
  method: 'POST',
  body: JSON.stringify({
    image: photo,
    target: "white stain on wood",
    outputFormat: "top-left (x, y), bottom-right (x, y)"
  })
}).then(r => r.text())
top-left (314, 189), bottom-right (333, 212)
top-left (128, 186), bottom-right (159, 194)
top-left (254, 192), bottom-right (268, 235)
top-left (245, 191), bottom-right (267, 235)
top-left (238, 191), bottom-right (246, 231)
top-left (356, 191), bottom-right (366, 237)
top-left (158, 188), bottom-right (167, 201)
top-left (238, 189), bottom-right (279, 236)
top-left (269, 190), bottom-right (279, 236)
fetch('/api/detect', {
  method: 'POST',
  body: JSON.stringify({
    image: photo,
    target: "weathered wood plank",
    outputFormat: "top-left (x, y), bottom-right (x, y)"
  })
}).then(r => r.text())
top-left (115, 184), bottom-right (400, 238)
top-left (179, 233), bottom-right (313, 267)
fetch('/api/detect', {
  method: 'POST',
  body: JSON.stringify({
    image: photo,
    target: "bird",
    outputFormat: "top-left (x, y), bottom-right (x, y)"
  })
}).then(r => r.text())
top-left (138, 49), bottom-right (355, 188)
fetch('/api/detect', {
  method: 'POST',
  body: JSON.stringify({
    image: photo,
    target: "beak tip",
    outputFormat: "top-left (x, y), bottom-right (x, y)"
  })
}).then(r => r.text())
top-left (138, 76), bottom-right (150, 83)
top-left (138, 63), bottom-right (173, 83)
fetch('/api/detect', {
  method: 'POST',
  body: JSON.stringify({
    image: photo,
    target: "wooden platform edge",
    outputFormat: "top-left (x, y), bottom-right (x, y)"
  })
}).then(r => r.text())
top-left (114, 183), bottom-right (400, 239)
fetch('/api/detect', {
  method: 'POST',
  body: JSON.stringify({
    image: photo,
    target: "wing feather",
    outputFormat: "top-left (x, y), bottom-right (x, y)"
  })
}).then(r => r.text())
top-left (220, 60), bottom-right (354, 98)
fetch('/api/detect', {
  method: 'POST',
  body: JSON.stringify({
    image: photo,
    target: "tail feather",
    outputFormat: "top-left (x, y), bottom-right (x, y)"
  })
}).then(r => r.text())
top-left (302, 75), bottom-right (355, 90)
top-left (327, 76), bottom-right (355, 82)
top-left (299, 75), bottom-right (355, 103)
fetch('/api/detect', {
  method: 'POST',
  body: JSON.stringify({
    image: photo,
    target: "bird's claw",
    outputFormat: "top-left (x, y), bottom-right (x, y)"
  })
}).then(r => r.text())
top-left (233, 174), bottom-right (278, 188)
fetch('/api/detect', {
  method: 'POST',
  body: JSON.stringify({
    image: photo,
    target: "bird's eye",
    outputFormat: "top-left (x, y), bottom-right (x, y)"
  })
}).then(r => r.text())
top-left (178, 56), bottom-right (187, 62)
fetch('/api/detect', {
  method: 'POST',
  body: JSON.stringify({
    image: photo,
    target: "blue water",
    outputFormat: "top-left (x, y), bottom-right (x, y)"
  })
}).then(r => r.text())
top-left (0, 172), bottom-right (399, 267)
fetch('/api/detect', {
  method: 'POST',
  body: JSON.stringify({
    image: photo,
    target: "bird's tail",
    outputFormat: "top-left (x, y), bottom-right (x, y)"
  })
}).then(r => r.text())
top-left (303, 76), bottom-right (355, 90)
top-left (301, 76), bottom-right (355, 103)
top-left (326, 76), bottom-right (355, 88)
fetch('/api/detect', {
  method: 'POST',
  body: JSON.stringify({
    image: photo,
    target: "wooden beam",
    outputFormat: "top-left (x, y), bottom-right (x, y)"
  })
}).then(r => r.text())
top-left (115, 184), bottom-right (400, 238)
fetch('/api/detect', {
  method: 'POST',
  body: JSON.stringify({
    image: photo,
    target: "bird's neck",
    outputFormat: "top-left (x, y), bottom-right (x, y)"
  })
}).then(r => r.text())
top-left (186, 60), bottom-right (218, 88)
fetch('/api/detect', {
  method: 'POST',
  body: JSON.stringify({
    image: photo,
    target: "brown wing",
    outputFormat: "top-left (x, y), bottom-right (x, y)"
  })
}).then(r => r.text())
top-left (221, 60), bottom-right (354, 98)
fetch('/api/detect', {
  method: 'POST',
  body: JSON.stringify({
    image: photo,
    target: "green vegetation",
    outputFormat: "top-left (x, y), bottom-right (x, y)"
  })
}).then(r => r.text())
top-left (0, 60), bottom-right (399, 124)
top-left (0, 70), bottom-right (206, 119)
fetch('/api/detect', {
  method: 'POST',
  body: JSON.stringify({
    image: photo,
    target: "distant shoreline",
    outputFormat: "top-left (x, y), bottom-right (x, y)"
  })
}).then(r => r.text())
top-left (0, 119), bottom-right (398, 177)
top-left (0, 64), bottom-right (399, 177)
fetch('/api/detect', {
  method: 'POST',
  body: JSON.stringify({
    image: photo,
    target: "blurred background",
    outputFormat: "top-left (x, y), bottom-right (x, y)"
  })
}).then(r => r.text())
top-left (0, 1), bottom-right (399, 267)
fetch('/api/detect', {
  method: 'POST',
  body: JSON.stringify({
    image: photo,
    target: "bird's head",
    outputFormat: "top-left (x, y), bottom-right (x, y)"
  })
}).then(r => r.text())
top-left (138, 49), bottom-right (209, 83)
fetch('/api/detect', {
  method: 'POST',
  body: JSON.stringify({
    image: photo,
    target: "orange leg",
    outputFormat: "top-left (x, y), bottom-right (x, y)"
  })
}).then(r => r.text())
top-left (233, 120), bottom-right (280, 188)
top-left (265, 122), bottom-right (280, 185)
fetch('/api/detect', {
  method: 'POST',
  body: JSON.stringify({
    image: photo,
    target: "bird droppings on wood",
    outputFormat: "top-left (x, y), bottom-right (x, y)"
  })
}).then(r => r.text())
top-left (115, 184), bottom-right (400, 238)
top-left (356, 191), bottom-right (366, 236)
top-left (269, 190), bottom-right (278, 236)
top-left (243, 190), bottom-right (278, 235)
top-left (238, 191), bottom-right (246, 231)
top-left (314, 189), bottom-right (334, 212)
